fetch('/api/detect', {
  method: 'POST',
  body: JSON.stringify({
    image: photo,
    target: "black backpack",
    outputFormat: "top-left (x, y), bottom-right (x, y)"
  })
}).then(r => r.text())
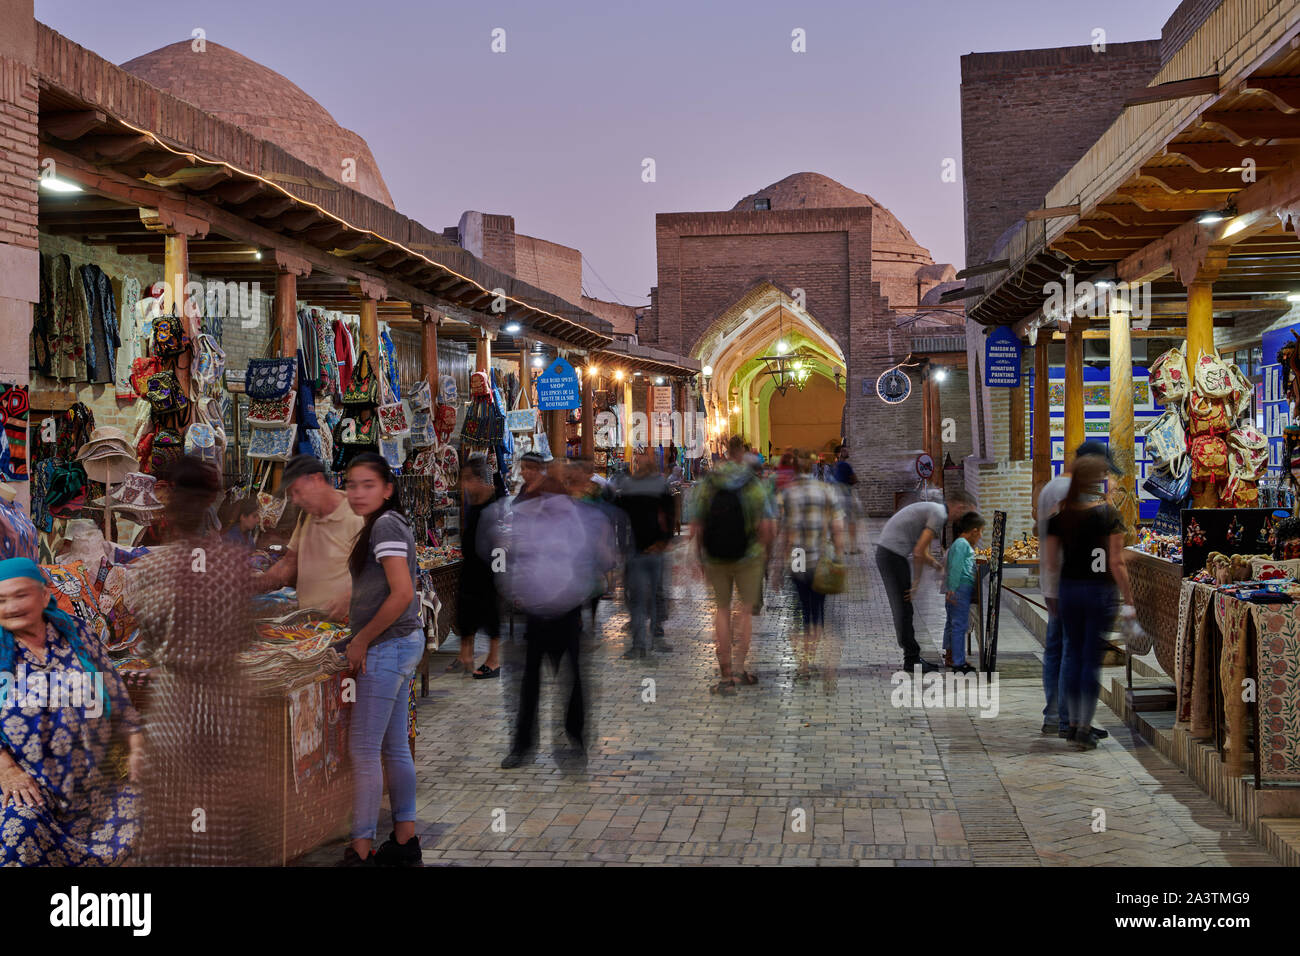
top-left (702, 476), bottom-right (753, 560)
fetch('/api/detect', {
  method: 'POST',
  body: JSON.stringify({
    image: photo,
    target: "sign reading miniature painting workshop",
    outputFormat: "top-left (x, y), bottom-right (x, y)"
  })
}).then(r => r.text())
top-left (536, 358), bottom-right (581, 410)
top-left (984, 326), bottom-right (1022, 388)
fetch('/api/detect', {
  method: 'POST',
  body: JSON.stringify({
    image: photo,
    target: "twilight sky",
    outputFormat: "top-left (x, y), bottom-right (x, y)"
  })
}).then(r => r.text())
top-left (36, 0), bottom-right (1176, 306)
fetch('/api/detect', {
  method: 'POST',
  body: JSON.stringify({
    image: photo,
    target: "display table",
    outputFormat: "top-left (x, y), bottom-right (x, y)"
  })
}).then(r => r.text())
top-left (1172, 579), bottom-right (1300, 785)
top-left (1126, 548), bottom-right (1183, 676)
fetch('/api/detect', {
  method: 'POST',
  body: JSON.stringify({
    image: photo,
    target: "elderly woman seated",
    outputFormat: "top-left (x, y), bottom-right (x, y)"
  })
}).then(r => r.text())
top-left (0, 557), bottom-right (142, 866)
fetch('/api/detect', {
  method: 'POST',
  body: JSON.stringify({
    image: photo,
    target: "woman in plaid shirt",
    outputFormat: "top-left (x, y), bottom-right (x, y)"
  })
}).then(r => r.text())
top-left (772, 451), bottom-right (847, 681)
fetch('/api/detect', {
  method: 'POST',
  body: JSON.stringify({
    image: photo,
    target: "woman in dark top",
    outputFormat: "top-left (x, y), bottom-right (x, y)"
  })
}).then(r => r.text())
top-left (340, 453), bottom-right (424, 866)
top-left (1043, 454), bottom-right (1135, 751)
top-left (453, 456), bottom-right (504, 678)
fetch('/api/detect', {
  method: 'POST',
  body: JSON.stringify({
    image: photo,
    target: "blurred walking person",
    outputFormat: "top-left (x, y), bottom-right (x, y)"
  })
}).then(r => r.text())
top-left (691, 435), bottom-right (775, 694)
top-left (772, 450), bottom-right (847, 682)
top-left (615, 449), bottom-right (675, 659)
top-left (454, 456), bottom-right (504, 679)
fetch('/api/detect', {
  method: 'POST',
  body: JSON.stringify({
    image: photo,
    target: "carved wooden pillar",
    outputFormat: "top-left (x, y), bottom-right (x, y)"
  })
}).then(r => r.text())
top-left (1032, 337), bottom-right (1051, 499)
top-left (1063, 326), bottom-right (1084, 467)
top-left (1109, 309), bottom-right (1138, 540)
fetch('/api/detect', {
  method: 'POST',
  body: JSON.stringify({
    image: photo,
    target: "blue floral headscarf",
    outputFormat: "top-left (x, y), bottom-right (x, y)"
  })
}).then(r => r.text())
top-left (0, 557), bottom-right (108, 738)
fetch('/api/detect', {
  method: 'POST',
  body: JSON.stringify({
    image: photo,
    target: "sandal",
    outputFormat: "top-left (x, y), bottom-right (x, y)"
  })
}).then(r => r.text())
top-left (445, 659), bottom-right (466, 673)
top-left (710, 679), bottom-right (737, 696)
top-left (472, 664), bottom-right (500, 680)
top-left (734, 671), bottom-right (758, 686)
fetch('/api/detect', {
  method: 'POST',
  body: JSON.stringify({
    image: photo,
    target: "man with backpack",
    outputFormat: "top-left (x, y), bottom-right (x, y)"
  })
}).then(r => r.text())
top-left (690, 435), bottom-right (776, 694)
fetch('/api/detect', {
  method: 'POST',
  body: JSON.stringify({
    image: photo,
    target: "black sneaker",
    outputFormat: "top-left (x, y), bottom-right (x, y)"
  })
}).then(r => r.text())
top-left (1073, 729), bottom-right (1099, 751)
top-left (1040, 722), bottom-right (1055, 735)
top-left (374, 830), bottom-right (422, 867)
top-left (1060, 726), bottom-right (1077, 741)
top-left (501, 751), bottom-right (528, 769)
top-left (1092, 727), bottom-right (1109, 739)
top-left (915, 659), bottom-right (941, 674)
top-left (338, 846), bottom-right (375, 867)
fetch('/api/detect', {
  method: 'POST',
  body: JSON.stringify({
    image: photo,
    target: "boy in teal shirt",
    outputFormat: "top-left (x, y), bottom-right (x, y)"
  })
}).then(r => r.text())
top-left (943, 511), bottom-right (986, 673)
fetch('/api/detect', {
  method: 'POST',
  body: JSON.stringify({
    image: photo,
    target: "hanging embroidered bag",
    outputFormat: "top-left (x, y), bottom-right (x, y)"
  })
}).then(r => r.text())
top-left (378, 400), bottom-right (412, 439)
top-left (1227, 363), bottom-right (1254, 419)
top-left (340, 410), bottom-right (378, 447)
top-left (1142, 465), bottom-right (1190, 504)
top-left (151, 314), bottom-right (192, 358)
top-left (1227, 423), bottom-right (1269, 480)
top-left (342, 351), bottom-right (380, 407)
top-left (1148, 343), bottom-right (1189, 406)
top-left (248, 390), bottom-right (296, 425)
top-left (130, 356), bottom-right (164, 398)
top-left (409, 409), bottom-right (436, 448)
top-left (379, 438), bottom-right (404, 471)
top-left (247, 421), bottom-right (297, 461)
top-left (150, 428), bottom-right (185, 476)
top-left (408, 380), bottom-right (433, 412)
top-left (246, 357), bottom-right (296, 400)
top-left (1141, 408), bottom-right (1187, 476)
top-left (184, 422), bottom-right (221, 465)
top-left (1193, 348), bottom-right (1233, 398)
top-left (1222, 475), bottom-right (1259, 508)
top-left (1190, 434), bottom-right (1228, 482)
top-left (1187, 392), bottom-right (1229, 436)
top-left (144, 370), bottom-right (189, 416)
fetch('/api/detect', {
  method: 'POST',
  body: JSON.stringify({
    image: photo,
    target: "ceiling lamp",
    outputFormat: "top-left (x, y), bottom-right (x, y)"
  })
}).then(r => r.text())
top-left (505, 322), bottom-right (521, 333)
top-left (38, 176), bottom-right (82, 193)
top-left (1198, 199), bottom-right (1237, 225)
top-left (758, 309), bottom-right (804, 396)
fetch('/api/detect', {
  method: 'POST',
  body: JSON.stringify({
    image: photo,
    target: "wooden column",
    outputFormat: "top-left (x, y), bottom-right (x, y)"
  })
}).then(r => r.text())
top-left (1063, 326), bottom-right (1084, 467)
top-left (475, 332), bottom-right (490, 373)
top-left (623, 377), bottom-right (633, 462)
top-left (358, 298), bottom-right (380, 364)
top-left (580, 362), bottom-right (595, 459)
top-left (1009, 382), bottom-right (1026, 461)
top-left (275, 272), bottom-right (298, 358)
top-left (1187, 281), bottom-right (1219, 508)
top-left (925, 370), bottom-right (943, 488)
top-left (418, 306), bottom-right (438, 397)
top-left (1108, 309), bottom-right (1138, 541)
top-left (164, 234), bottom-right (189, 322)
top-left (1032, 338), bottom-right (1051, 498)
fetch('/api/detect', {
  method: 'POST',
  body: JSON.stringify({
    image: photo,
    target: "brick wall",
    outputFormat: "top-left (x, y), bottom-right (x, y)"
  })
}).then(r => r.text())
top-left (1161, 0), bottom-right (1222, 64)
top-left (515, 234), bottom-right (582, 305)
top-left (938, 367), bottom-right (974, 464)
top-left (582, 295), bottom-right (638, 336)
top-left (960, 41), bottom-right (1163, 266)
top-left (0, 56), bottom-right (37, 254)
top-left (963, 458), bottom-right (1036, 542)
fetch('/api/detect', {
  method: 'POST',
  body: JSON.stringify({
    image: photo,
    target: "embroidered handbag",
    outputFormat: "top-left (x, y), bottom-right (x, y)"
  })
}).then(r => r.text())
top-left (144, 370), bottom-right (189, 416)
top-left (1141, 408), bottom-right (1187, 476)
top-left (130, 356), bottom-right (164, 397)
top-left (1187, 392), bottom-right (1229, 436)
top-left (410, 448), bottom-right (437, 476)
top-left (342, 351), bottom-right (380, 406)
top-left (150, 428), bottom-right (184, 476)
top-left (379, 438), bottom-right (404, 470)
top-left (1190, 434), bottom-right (1228, 482)
top-left (408, 380), bottom-right (433, 412)
top-left (184, 422), bottom-right (221, 465)
top-left (247, 421), bottom-right (297, 461)
top-left (378, 400), bottom-right (412, 439)
top-left (1227, 362), bottom-right (1254, 418)
top-left (341, 411), bottom-right (378, 446)
top-left (1142, 465), bottom-right (1190, 504)
top-left (193, 334), bottom-right (226, 391)
top-left (1228, 423), bottom-right (1269, 480)
top-left (1193, 348), bottom-right (1233, 398)
top-left (1222, 475), bottom-right (1259, 508)
top-left (470, 370), bottom-right (491, 397)
top-left (410, 409), bottom-right (435, 448)
top-left (1148, 343), bottom-right (1189, 406)
top-left (434, 403), bottom-right (457, 445)
top-left (246, 357), bottom-right (296, 400)
top-left (248, 390), bottom-right (296, 425)
top-left (151, 314), bottom-right (192, 357)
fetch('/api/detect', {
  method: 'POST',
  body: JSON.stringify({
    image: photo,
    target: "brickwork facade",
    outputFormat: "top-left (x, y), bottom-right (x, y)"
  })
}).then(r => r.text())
top-left (960, 41), bottom-right (1163, 266)
top-left (515, 234), bottom-right (582, 305)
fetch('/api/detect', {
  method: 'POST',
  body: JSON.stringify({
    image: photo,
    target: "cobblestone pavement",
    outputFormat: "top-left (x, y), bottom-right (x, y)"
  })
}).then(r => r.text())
top-left (299, 523), bottom-right (1276, 867)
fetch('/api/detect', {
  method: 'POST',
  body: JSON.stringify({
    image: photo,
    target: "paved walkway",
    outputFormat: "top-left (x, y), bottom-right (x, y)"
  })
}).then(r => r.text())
top-left (300, 524), bottom-right (1276, 867)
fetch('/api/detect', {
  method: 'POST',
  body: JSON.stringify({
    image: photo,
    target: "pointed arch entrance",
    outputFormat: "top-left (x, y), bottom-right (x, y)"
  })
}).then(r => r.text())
top-left (692, 282), bottom-right (846, 457)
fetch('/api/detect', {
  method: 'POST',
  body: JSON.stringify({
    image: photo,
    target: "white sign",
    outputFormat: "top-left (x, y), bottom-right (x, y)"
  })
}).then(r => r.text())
top-left (653, 386), bottom-right (672, 413)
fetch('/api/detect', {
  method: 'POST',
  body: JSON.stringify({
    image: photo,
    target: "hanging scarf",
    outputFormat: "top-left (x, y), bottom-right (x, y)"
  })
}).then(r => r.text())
top-left (0, 558), bottom-right (109, 746)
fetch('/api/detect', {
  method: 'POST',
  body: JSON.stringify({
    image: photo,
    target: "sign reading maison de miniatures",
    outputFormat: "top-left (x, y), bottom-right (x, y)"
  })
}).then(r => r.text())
top-left (536, 357), bottom-right (581, 410)
top-left (984, 326), bottom-right (1022, 388)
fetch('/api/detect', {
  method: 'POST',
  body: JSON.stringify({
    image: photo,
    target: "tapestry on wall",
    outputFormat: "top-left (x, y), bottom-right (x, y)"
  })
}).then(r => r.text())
top-left (0, 383), bottom-right (30, 481)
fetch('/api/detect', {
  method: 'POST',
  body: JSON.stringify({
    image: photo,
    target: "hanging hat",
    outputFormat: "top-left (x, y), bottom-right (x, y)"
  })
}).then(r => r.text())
top-left (55, 521), bottom-right (108, 569)
top-left (91, 471), bottom-right (164, 515)
top-left (76, 426), bottom-right (138, 484)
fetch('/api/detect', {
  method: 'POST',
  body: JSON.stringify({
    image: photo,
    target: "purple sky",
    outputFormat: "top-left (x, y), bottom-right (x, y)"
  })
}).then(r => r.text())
top-left (38, 0), bottom-right (1176, 306)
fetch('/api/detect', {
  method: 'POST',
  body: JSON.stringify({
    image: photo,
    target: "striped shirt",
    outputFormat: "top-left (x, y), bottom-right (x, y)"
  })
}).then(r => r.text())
top-left (779, 476), bottom-right (845, 566)
top-left (348, 511), bottom-right (421, 646)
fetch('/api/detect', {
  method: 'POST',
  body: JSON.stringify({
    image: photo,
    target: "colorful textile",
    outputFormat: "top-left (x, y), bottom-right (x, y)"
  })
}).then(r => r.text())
top-left (1213, 593), bottom-right (1251, 777)
top-left (323, 671), bottom-right (351, 780)
top-left (1255, 605), bottom-right (1300, 781)
top-left (78, 264), bottom-right (118, 385)
top-left (0, 384), bottom-right (28, 480)
top-left (288, 679), bottom-right (325, 794)
top-left (42, 561), bottom-right (107, 636)
top-left (0, 497), bottom-right (37, 561)
top-left (0, 618), bottom-right (141, 865)
top-left (31, 459), bottom-right (54, 533)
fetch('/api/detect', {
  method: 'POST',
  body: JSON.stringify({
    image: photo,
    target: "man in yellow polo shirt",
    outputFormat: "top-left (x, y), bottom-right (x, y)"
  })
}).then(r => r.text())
top-left (258, 455), bottom-right (364, 622)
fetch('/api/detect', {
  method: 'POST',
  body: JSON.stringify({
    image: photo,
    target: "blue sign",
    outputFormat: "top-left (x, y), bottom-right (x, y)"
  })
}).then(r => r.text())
top-left (985, 326), bottom-right (1022, 388)
top-left (536, 357), bottom-right (581, 410)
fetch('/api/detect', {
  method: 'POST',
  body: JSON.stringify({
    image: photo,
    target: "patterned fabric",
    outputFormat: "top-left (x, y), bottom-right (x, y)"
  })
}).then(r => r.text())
top-left (1213, 593), bottom-right (1251, 777)
top-left (115, 275), bottom-right (142, 399)
top-left (1174, 580), bottom-right (1196, 724)
top-left (50, 254), bottom-right (88, 382)
top-left (128, 536), bottom-right (266, 865)
top-left (778, 476), bottom-right (845, 566)
top-left (78, 264), bottom-right (119, 385)
top-left (0, 620), bottom-right (142, 866)
top-left (31, 459), bottom-right (55, 533)
top-left (380, 329), bottom-right (400, 402)
top-left (44, 561), bottom-right (107, 635)
top-left (1255, 606), bottom-right (1300, 781)
top-left (314, 312), bottom-right (341, 398)
top-left (0, 498), bottom-right (37, 562)
top-left (0, 384), bottom-right (28, 480)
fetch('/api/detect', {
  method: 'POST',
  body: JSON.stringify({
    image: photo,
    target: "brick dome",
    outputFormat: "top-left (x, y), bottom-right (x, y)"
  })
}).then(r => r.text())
top-left (121, 41), bottom-right (394, 208)
top-left (734, 172), bottom-right (942, 307)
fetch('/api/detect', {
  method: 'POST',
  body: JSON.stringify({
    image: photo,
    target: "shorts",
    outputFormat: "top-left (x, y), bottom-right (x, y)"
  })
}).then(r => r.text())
top-left (457, 594), bottom-right (501, 641)
top-left (703, 555), bottom-right (763, 612)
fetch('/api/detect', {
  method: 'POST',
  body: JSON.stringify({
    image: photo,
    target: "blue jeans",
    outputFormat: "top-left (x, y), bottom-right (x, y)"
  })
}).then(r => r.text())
top-left (791, 570), bottom-right (826, 630)
top-left (1058, 579), bottom-right (1117, 731)
top-left (1042, 609), bottom-right (1069, 731)
top-left (350, 630), bottom-right (424, 842)
top-left (942, 584), bottom-right (972, 666)
top-left (625, 551), bottom-right (663, 651)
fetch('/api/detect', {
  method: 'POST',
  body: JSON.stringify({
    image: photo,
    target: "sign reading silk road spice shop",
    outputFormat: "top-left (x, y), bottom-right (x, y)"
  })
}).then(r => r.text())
top-left (984, 326), bottom-right (1022, 388)
top-left (536, 358), bottom-right (581, 410)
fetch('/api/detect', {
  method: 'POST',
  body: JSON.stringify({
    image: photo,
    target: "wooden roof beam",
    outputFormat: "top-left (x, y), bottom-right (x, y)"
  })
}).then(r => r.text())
top-left (1114, 187), bottom-right (1222, 212)
top-left (133, 153), bottom-right (193, 178)
top-left (145, 166), bottom-right (234, 191)
top-left (1239, 77), bottom-right (1300, 114)
top-left (1123, 74), bottom-right (1219, 108)
top-left (1164, 142), bottom-right (1299, 172)
top-left (83, 133), bottom-right (153, 162)
top-left (1136, 167), bottom-right (1248, 192)
top-left (212, 180), bottom-right (265, 205)
top-left (43, 110), bottom-right (108, 140)
top-left (299, 221), bottom-right (345, 244)
top-left (1197, 110), bottom-right (1300, 145)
